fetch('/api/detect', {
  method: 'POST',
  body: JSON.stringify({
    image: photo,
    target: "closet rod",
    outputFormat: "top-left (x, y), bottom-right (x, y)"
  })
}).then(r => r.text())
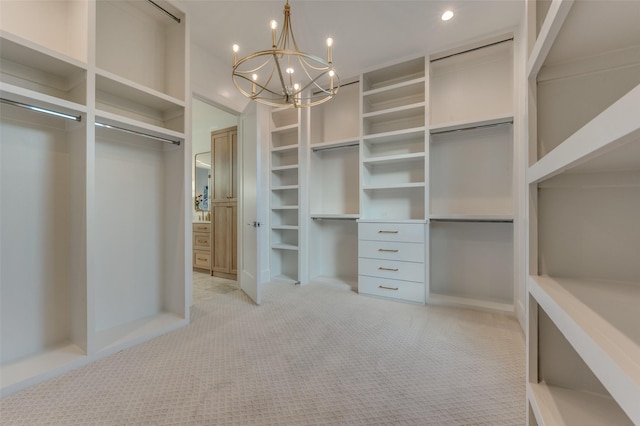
top-left (95, 122), bottom-right (181, 145)
top-left (0, 98), bottom-right (82, 122)
top-left (430, 38), bottom-right (514, 63)
top-left (311, 142), bottom-right (359, 152)
top-left (430, 218), bottom-right (513, 224)
top-left (430, 120), bottom-right (512, 136)
top-left (147, 0), bottom-right (181, 23)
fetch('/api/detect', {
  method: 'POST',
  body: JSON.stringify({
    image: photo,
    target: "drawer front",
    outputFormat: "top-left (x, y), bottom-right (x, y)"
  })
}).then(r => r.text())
top-left (358, 275), bottom-right (425, 303)
top-left (359, 240), bottom-right (425, 263)
top-left (358, 258), bottom-right (425, 283)
top-left (193, 223), bottom-right (211, 233)
top-left (193, 232), bottom-right (211, 250)
top-left (193, 250), bottom-right (211, 269)
top-left (359, 222), bottom-right (425, 243)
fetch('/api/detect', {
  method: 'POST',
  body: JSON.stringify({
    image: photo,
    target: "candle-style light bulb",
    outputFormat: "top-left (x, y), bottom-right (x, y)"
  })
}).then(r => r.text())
top-left (329, 69), bottom-right (335, 91)
top-left (326, 37), bottom-right (333, 63)
top-left (252, 73), bottom-right (258, 94)
top-left (232, 44), bottom-right (239, 65)
top-left (270, 20), bottom-right (278, 47)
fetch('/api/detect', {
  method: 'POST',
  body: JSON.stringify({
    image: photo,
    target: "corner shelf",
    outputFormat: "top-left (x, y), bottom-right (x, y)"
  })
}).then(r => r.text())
top-left (529, 275), bottom-right (640, 422)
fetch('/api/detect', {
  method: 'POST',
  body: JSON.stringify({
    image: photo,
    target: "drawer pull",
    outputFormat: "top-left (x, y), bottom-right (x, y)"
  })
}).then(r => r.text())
top-left (378, 230), bottom-right (398, 234)
top-left (378, 285), bottom-right (399, 291)
top-left (378, 248), bottom-right (399, 253)
top-left (197, 257), bottom-right (208, 261)
top-left (378, 267), bottom-right (398, 272)
top-left (197, 239), bottom-right (208, 244)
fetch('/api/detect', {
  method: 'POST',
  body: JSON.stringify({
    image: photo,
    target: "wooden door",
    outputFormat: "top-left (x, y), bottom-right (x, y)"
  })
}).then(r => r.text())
top-left (211, 128), bottom-right (234, 202)
top-left (211, 203), bottom-right (231, 275)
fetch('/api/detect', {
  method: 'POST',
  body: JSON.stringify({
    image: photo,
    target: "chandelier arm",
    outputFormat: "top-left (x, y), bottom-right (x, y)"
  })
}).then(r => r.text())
top-left (272, 51), bottom-right (292, 104)
top-left (298, 55), bottom-right (332, 71)
top-left (296, 55), bottom-right (339, 93)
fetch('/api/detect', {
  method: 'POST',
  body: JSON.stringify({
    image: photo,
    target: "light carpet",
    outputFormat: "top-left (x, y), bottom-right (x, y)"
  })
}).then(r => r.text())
top-left (1, 274), bottom-right (525, 425)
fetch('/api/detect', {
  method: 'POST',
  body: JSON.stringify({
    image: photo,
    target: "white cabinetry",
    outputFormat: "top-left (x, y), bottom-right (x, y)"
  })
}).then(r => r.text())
top-left (358, 222), bottom-right (426, 303)
top-left (526, 0), bottom-right (640, 424)
top-left (270, 107), bottom-right (304, 283)
top-left (0, 0), bottom-right (189, 396)
top-left (428, 39), bottom-right (516, 312)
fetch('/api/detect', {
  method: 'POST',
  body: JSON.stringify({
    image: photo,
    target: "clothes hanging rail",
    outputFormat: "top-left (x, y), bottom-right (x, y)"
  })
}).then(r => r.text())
top-left (430, 38), bottom-right (513, 63)
top-left (311, 142), bottom-right (359, 152)
top-left (430, 218), bottom-right (513, 224)
top-left (430, 120), bottom-right (513, 136)
top-left (146, 0), bottom-right (181, 23)
top-left (95, 122), bottom-right (181, 146)
top-left (0, 98), bottom-right (82, 122)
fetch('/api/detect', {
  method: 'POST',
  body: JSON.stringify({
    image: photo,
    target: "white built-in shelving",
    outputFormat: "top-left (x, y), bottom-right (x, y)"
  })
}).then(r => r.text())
top-left (359, 58), bottom-right (427, 222)
top-left (427, 38), bottom-right (516, 312)
top-left (0, 0), bottom-right (189, 397)
top-left (526, 0), bottom-right (640, 424)
top-left (270, 107), bottom-right (303, 284)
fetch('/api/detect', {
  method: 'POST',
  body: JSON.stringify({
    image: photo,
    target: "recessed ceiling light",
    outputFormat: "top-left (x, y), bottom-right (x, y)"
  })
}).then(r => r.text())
top-left (442, 10), bottom-right (454, 21)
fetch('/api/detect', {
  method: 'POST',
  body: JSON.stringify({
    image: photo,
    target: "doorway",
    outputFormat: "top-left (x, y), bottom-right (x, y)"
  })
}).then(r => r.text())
top-left (191, 96), bottom-right (239, 302)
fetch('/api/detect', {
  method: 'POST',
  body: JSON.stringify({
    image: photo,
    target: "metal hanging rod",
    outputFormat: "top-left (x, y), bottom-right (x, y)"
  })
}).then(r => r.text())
top-left (146, 0), bottom-right (181, 23)
top-left (311, 142), bottom-right (359, 152)
top-left (430, 120), bottom-right (513, 136)
top-left (1, 97), bottom-right (82, 122)
top-left (311, 216), bottom-right (358, 221)
top-left (430, 38), bottom-right (514, 63)
top-left (95, 122), bottom-right (181, 146)
top-left (430, 218), bottom-right (513, 224)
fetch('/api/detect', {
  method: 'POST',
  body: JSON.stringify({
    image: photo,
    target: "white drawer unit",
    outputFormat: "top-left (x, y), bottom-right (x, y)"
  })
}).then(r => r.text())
top-left (358, 276), bottom-right (425, 304)
top-left (358, 221), bottom-right (427, 303)
top-left (358, 222), bottom-right (426, 243)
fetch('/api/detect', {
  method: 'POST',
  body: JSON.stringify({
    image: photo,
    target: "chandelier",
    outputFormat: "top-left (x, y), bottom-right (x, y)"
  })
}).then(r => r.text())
top-left (231, 0), bottom-right (340, 108)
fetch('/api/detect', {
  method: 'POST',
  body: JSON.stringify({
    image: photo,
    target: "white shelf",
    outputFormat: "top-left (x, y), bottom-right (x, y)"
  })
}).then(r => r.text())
top-left (271, 244), bottom-right (299, 251)
top-left (363, 182), bottom-right (425, 190)
top-left (271, 185), bottom-right (299, 191)
top-left (271, 205), bottom-right (299, 210)
top-left (528, 85), bottom-right (640, 184)
top-left (362, 102), bottom-right (426, 120)
top-left (95, 109), bottom-right (185, 142)
top-left (94, 312), bottom-right (186, 353)
top-left (271, 144), bottom-right (298, 153)
top-left (362, 77), bottom-right (426, 98)
top-left (271, 123), bottom-right (298, 134)
top-left (310, 137), bottom-right (360, 151)
top-left (0, 30), bottom-right (87, 75)
top-left (429, 114), bottom-right (513, 134)
top-left (427, 293), bottom-right (514, 313)
top-left (1, 343), bottom-right (86, 396)
top-left (96, 69), bottom-right (185, 110)
top-left (271, 225), bottom-right (299, 230)
top-left (429, 214), bottom-right (513, 222)
top-left (363, 127), bottom-right (426, 144)
top-left (271, 164), bottom-right (298, 171)
top-left (310, 214), bottom-right (359, 220)
top-left (363, 152), bottom-right (425, 166)
top-left (1, 82), bottom-right (87, 115)
top-left (528, 382), bottom-right (633, 426)
top-left (529, 275), bottom-right (640, 423)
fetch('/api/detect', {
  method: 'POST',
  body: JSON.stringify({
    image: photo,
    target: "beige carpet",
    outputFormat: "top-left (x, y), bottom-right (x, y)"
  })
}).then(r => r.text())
top-left (1, 273), bottom-right (525, 425)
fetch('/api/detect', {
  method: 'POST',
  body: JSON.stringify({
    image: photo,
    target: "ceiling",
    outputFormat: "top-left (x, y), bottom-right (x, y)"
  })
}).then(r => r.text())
top-left (180, 0), bottom-right (525, 111)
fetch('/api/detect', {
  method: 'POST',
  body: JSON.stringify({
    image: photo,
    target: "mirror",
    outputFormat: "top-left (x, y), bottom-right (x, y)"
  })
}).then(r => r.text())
top-left (195, 151), bottom-right (211, 212)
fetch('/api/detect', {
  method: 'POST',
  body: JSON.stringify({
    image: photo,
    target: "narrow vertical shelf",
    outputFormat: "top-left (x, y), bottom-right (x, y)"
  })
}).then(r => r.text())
top-left (526, 0), bottom-right (640, 423)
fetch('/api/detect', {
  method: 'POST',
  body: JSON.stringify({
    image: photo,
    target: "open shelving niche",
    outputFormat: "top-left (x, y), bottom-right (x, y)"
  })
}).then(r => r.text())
top-left (427, 37), bottom-right (516, 313)
top-left (526, 0), bottom-right (640, 424)
top-left (360, 57), bottom-right (427, 222)
top-left (270, 107), bottom-right (303, 284)
top-left (307, 81), bottom-right (360, 290)
top-left (0, 0), bottom-right (190, 396)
